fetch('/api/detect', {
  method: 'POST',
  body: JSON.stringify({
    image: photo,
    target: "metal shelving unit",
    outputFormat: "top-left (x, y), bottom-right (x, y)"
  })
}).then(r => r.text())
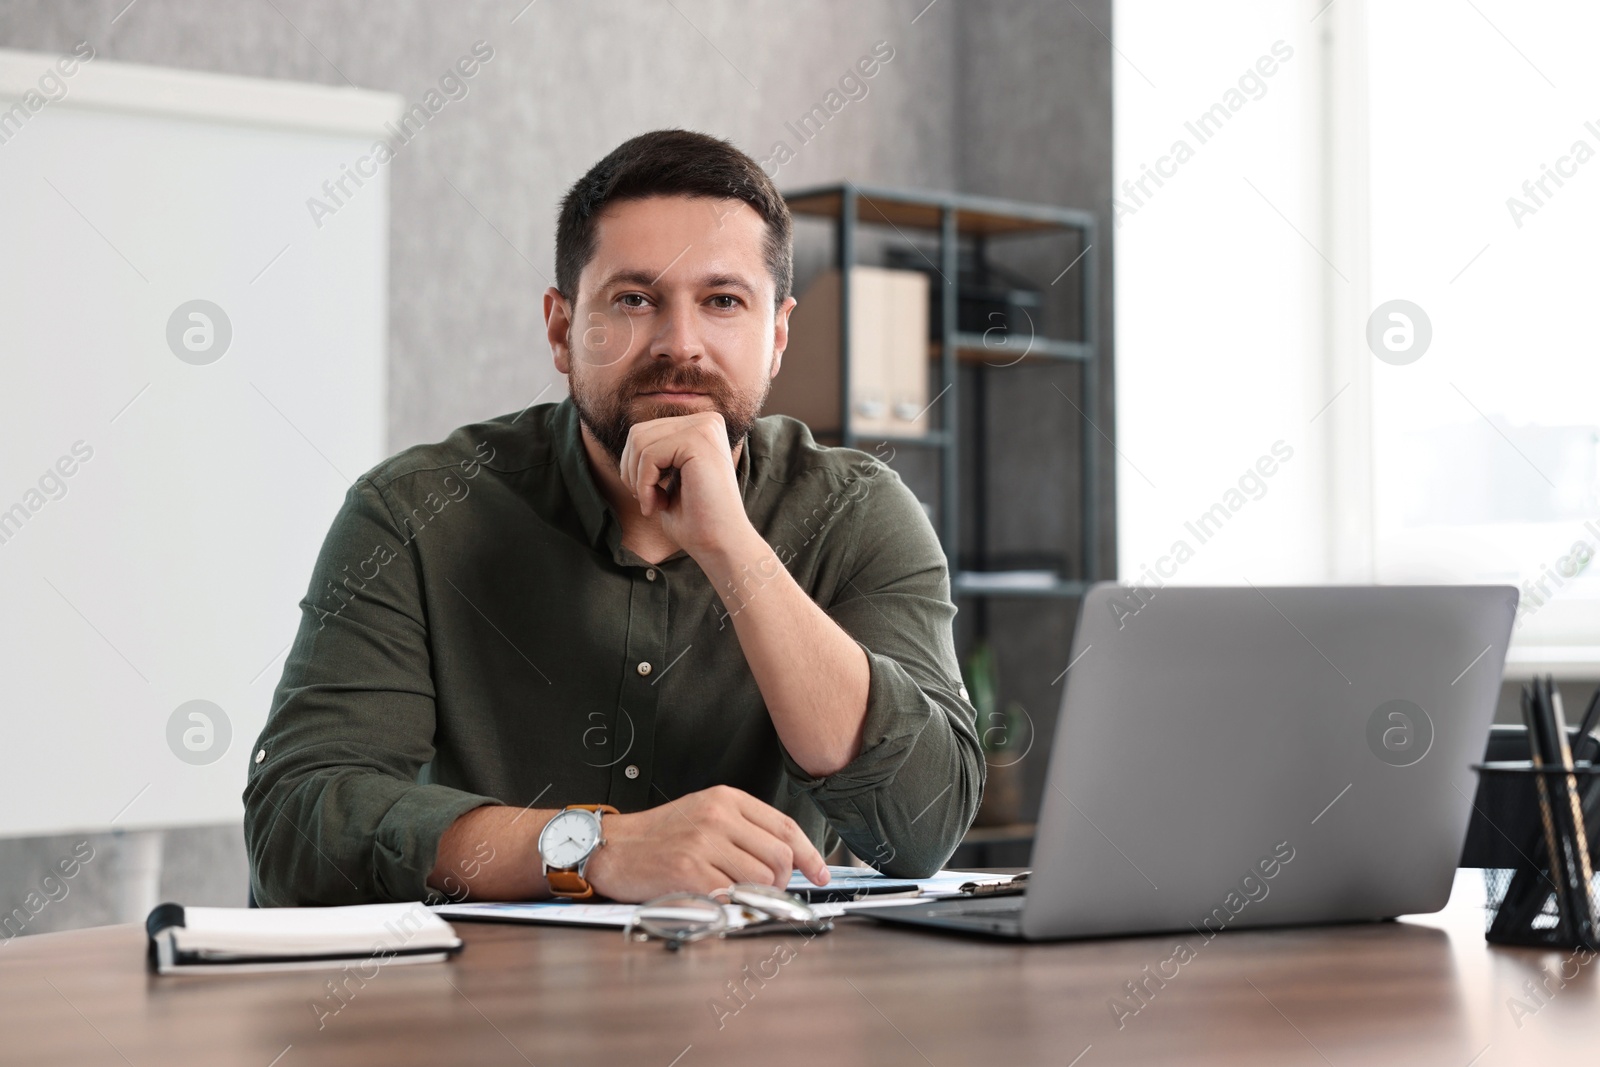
top-left (782, 182), bottom-right (1101, 605)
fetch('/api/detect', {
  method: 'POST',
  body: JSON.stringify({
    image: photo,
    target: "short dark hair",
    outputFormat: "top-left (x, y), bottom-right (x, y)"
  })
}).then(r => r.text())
top-left (555, 129), bottom-right (793, 307)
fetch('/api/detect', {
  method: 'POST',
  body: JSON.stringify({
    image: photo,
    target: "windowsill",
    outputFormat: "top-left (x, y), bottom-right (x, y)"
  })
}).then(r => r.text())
top-left (1503, 647), bottom-right (1600, 681)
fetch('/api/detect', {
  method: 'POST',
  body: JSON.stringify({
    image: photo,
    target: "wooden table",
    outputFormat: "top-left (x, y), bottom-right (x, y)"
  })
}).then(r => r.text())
top-left (2, 870), bottom-right (1596, 1066)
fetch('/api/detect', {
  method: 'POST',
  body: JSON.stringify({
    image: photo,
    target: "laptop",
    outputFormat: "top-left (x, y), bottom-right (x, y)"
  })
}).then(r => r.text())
top-left (867, 583), bottom-right (1518, 940)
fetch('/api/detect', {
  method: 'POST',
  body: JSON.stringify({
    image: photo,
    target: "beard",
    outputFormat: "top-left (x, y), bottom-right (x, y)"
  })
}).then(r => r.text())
top-left (569, 356), bottom-right (771, 466)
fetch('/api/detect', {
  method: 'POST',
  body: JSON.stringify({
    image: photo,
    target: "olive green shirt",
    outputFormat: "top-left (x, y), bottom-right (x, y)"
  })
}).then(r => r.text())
top-left (244, 397), bottom-right (984, 906)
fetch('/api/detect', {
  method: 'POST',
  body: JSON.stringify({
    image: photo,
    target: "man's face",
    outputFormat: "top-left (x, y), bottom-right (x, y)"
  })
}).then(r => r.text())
top-left (546, 196), bottom-right (794, 465)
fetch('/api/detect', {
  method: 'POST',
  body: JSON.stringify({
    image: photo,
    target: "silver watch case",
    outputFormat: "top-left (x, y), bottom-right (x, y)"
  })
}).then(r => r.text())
top-left (537, 806), bottom-right (607, 878)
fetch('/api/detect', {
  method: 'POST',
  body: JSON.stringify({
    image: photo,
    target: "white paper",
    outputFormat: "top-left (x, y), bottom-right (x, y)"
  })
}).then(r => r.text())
top-left (432, 868), bottom-right (1000, 928)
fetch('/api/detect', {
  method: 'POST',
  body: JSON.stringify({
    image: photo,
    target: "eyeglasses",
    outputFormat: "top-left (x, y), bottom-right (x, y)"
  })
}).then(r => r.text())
top-left (625, 884), bottom-right (834, 951)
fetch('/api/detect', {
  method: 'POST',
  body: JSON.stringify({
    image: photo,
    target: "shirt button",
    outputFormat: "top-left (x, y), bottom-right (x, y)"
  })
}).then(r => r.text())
top-left (637, 661), bottom-right (652, 676)
top-left (624, 764), bottom-right (640, 779)
top-left (254, 749), bottom-right (266, 764)
top-left (645, 568), bottom-right (657, 581)
top-left (959, 685), bottom-right (969, 701)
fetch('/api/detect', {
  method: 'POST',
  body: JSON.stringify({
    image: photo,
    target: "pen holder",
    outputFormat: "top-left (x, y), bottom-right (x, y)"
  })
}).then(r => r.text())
top-left (1475, 762), bottom-right (1600, 951)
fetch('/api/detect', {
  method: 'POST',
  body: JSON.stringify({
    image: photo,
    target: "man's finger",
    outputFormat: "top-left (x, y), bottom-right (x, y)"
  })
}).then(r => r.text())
top-left (632, 440), bottom-right (679, 516)
top-left (657, 467), bottom-right (681, 499)
top-left (619, 419), bottom-right (676, 494)
top-left (789, 830), bottom-right (829, 886)
top-left (739, 800), bottom-right (828, 885)
top-left (619, 433), bottom-right (638, 498)
top-left (619, 414), bottom-right (690, 487)
top-left (705, 843), bottom-right (778, 890)
top-left (725, 821), bottom-right (796, 890)
top-left (639, 457), bottom-right (681, 517)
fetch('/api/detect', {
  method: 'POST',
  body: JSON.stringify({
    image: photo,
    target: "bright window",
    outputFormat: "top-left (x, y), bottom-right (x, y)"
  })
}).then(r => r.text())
top-left (1114, 1), bottom-right (1600, 671)
top-left (1366, 0), bottom-right (1600, 661)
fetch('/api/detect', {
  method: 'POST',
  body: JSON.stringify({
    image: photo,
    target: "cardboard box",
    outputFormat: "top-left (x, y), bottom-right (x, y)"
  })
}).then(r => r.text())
top-left (764, 266), bottom-right (930, 439)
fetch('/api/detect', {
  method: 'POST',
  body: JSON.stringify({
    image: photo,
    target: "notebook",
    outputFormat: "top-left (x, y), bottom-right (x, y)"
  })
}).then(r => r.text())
top-left (145, 901), bottom-right (463, 975)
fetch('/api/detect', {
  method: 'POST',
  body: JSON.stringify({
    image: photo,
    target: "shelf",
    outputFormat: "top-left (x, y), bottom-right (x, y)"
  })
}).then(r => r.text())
top-left (776, 180), bottom-right (1102, 625)
top-left (961, 822), bottom-right (1037, 845)
top-left (953, 573), bottom-right (1090, 599)
top-left (1503, 646), bottom-right (1600, 681)
top-left (935, 334), bottom-right (1091, 365)
top-left (808, 430), bottom-right (952, 448)
top-left (784, 182), bottom-right (1094, 237)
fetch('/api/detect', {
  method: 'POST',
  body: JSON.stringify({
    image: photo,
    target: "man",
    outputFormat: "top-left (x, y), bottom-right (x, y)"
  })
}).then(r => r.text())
top-left (244, 129), bottom-right (984, 906)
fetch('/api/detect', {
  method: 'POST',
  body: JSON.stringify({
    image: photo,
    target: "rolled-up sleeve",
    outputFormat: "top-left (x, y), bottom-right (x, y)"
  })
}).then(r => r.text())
top-left (243, 476), bottom-right (497, 907)
top-left (778, 462), bottom-right (986, 877)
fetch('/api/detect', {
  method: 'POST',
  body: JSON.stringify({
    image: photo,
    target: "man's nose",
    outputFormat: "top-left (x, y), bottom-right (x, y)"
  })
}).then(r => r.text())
top-left (651, 299), bottom-right (704, 362)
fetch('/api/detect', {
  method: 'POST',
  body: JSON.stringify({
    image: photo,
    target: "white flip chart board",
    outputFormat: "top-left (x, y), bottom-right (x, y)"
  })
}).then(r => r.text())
top-left (0, 47), bottom-right (401, 836)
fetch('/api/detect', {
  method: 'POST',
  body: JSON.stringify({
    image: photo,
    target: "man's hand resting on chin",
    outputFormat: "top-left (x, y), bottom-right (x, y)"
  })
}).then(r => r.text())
top-left (617, 410), bottom-right (750, 562)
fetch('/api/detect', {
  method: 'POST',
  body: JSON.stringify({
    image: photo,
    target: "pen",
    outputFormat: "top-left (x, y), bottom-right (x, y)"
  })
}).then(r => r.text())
top-left (1526, 678), bottom-right (1586, 943)
top-left (1547, 678), bottom-right (1596, 943)
top-left (1493, 683), bottom-right (1568, 939)
top-left (1573, 686), bottom-right (1600, 764)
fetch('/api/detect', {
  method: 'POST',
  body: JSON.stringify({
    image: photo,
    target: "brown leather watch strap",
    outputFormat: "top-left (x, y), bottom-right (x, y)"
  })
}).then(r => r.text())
top-left (546, 869), bottom-right (596, 899)
top-left (570, 804), bottom-right (619, 815)
top-left (544, 804), bottom-right (620, 899)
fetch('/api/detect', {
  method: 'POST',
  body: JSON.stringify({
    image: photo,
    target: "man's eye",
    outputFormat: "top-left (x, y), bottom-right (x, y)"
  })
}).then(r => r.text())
top-left (619, 293), bottom-right (649, 308)
top-left (709, 295), bottom-right (740, 309)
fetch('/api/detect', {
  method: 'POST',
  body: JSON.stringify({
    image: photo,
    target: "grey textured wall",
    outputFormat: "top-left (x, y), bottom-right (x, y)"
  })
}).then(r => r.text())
top-left (1, 0), bottom-right (971, 448)
top-left (0, 0), bottom-right (1114, 922)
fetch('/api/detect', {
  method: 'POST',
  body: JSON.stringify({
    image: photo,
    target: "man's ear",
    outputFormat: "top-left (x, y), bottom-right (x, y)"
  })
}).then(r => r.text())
top-left (770, 295), bottom-right (797, 380)
top-left (544, 287), bottom-right (573, 374)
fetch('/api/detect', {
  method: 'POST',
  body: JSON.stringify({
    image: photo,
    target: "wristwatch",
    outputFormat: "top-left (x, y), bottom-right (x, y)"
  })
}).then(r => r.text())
top-left (538, 803), bottom-right (618, 899)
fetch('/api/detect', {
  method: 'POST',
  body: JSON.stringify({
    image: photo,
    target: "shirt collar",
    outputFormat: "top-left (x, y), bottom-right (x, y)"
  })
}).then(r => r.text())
top-left (551, 395), bottom-right (757, 553)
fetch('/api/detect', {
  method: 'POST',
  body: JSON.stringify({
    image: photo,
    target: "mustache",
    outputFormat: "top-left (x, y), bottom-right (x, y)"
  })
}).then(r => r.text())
top-left (626, 363), bottom-right (730, 397)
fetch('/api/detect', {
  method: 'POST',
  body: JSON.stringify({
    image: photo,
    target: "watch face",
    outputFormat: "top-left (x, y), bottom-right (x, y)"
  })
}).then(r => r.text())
top-left (540, 809), bottom-right (600, 869)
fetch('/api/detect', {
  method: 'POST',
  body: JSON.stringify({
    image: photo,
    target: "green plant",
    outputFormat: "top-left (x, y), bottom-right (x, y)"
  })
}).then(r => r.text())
top-left (964, 641), bottom-right (1022, 755)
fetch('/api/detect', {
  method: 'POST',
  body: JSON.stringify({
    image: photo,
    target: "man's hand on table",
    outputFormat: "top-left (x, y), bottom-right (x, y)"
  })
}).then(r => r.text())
top-left (428, 785), bottom-right (830, 904)
top-left (586, 785), bottom-right (830, 901)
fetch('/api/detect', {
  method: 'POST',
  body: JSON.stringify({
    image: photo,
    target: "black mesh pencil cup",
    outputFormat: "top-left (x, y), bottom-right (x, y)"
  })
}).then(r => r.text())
top-left (1475, 762), bottom-right (1600, 951)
